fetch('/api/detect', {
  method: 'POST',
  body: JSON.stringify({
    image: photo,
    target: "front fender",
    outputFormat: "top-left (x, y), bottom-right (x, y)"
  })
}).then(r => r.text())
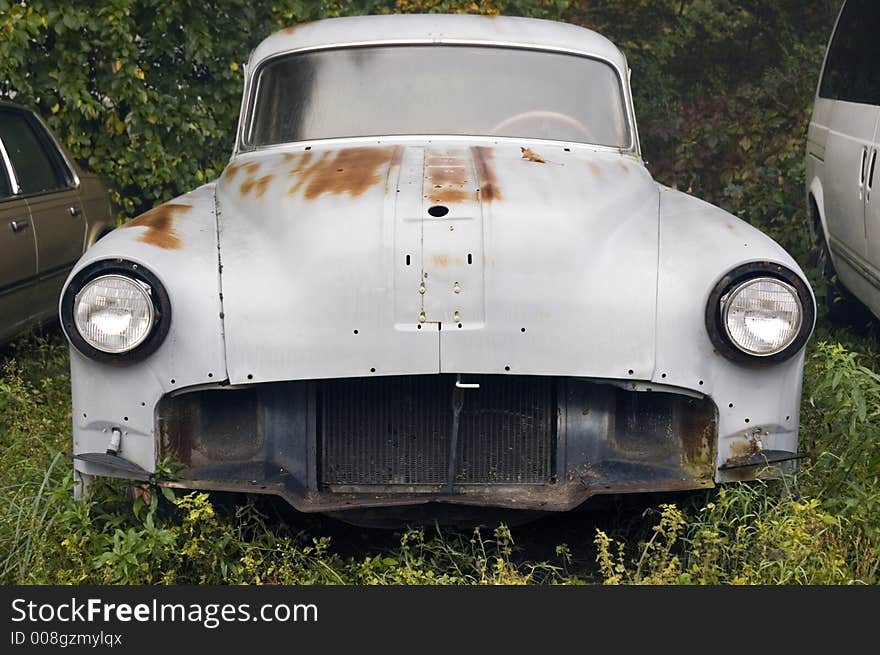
top-left (654, 187), bottom-right (814, 479)
top-left (62, 183), bottom-right (225, 477)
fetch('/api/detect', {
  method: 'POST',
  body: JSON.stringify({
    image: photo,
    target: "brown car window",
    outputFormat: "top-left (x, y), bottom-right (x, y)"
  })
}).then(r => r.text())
top-left (0, 109), bottom-right (69, 195)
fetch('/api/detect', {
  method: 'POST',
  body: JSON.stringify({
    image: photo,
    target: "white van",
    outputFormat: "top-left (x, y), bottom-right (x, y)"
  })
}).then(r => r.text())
top-left (807, 0), bottom-right (880, 318)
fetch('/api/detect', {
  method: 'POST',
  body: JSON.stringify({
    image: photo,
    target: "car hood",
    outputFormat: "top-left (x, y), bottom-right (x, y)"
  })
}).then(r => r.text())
top-left (215, 140), bottom-right (660, 384)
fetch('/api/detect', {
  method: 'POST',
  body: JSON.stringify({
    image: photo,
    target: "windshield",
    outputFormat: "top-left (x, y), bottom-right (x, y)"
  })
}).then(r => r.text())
top-left (246, 45), bottom-right (630, 148)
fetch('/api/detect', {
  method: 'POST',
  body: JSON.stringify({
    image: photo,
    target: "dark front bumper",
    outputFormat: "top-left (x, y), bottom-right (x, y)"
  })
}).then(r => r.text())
top-left (159, 375), bottom-right (717, 512)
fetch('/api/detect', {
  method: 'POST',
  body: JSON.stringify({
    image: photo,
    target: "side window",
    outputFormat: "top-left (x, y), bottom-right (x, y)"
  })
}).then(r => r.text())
top-left (820, 0), bottom-right (880, 105)
top-left (0, 109), bottom-right (71, 195)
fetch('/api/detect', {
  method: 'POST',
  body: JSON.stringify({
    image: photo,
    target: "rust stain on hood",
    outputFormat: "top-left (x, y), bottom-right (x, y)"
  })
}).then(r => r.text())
top-left (124, 203), bottom-right (192, 249)
top-left (425, 148), bottom-right (476, 205)
top-left (471, 146), bottom-right (501, 201)
top-left (285, 146), bottom-right (396, 200)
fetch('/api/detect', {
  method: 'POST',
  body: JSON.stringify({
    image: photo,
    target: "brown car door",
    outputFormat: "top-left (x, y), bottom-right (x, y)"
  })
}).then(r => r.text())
top-left (0, 108), bottom-right (86, 277)
top-left (0, 159), bottom-right (38, 339)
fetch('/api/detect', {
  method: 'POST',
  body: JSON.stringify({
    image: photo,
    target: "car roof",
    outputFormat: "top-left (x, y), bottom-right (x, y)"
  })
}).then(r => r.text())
top-left (249, 14), bottom-right (627, 71)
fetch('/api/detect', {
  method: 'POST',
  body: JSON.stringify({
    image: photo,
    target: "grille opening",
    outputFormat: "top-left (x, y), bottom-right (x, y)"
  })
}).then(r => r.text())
top-left (319, 374), bottom-right (557, 486)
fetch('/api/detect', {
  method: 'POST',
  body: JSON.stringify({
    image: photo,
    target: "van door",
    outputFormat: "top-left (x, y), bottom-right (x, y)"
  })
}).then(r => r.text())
top-left (864, 120), bottom-right (880, 269)
top-left (824, 105), bottom-right (878, 262)
top-left (818, 0), bottom-right (880, 265)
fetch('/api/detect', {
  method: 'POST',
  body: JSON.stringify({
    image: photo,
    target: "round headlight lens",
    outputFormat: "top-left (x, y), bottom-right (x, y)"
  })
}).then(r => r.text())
top-left (722, 277), bottom-right (803, 356)
top-left (73, 275), bottom-right (155, 353)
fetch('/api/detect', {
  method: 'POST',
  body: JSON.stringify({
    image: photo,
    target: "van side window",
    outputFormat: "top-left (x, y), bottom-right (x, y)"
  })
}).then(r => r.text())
top-left (0, 109), bottom-right (71, 196)
top-left (819, 0), bottom-right (880, 105)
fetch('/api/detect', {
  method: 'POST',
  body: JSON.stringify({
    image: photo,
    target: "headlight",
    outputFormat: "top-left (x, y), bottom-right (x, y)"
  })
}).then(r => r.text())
top-left (74, 275), bottom-right (155, 353)
top-left (61, 260), bottom-right (171, 364)
top-left (706, 262), bottom-right (814, 365)
top-left (721, 277), bottom-right (802, 356)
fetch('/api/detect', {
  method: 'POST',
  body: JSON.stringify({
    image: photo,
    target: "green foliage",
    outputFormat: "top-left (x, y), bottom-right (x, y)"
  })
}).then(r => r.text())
top-left (596, 488), bottom-right (854, 585)
top-left (0, 334), bottom-right (73, 582)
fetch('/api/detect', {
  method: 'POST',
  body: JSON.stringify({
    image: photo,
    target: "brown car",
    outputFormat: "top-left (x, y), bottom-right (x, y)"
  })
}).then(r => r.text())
top-left (0, 102), bottom-right (115, 342)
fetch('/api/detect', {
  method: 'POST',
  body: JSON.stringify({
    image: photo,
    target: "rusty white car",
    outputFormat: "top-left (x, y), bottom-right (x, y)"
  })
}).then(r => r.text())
top-left (61, 14), bottom-right (815, 522)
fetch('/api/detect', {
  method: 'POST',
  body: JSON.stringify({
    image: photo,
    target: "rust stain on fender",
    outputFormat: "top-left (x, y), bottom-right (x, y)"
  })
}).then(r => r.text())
top-left (228, 160), bottom-right (261, 183)
top-left (471, 146), bottom-right (501, 202)
top-left (520, 147), bottom-right (545, 163)
top-left (124, 203), bottom-right (192, 249)
top-left (286, 147), bottom-right (395, 200)
top-left (241, 173), bottom-right (275, 198)
top-left (223, 161), bottom-right (247, 179)
top-left (729, 437), bottom-right (762, 460)
top-left (589, 162), bottom-right (602, 177)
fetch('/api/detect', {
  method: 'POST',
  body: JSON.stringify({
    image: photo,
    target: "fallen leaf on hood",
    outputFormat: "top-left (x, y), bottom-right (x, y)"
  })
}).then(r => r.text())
top-left (520, 147), bottom-right (545, 163)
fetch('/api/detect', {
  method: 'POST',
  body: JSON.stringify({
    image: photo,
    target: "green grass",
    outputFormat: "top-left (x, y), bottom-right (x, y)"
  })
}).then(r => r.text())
top-left (1, 323), bottom-right (879, 584)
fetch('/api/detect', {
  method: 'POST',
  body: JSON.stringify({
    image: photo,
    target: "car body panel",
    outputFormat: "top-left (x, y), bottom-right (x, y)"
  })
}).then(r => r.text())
top-left (65, 183), bottom-right (226, 478)
top-left (654, 188), bottom-right (808, 480)
top-left (0, 197), bottom-right (38, 341)
top-left (216, 141), bottom-right (659, 384)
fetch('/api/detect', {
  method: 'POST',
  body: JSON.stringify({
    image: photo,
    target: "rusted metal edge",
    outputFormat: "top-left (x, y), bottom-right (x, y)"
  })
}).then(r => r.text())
top-left (719, 449), bottom-right (808, 471)
top-left (74, 452), bottom-right (149, 477)
top-left (159, 475), bottom-right (714, 513)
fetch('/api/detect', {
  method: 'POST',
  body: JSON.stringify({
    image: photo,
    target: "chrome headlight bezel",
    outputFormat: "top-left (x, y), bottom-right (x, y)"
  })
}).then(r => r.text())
top-left (705, 261), bottom-right (814, 365)
top-left (60, 260), bottom-right (172, 364)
